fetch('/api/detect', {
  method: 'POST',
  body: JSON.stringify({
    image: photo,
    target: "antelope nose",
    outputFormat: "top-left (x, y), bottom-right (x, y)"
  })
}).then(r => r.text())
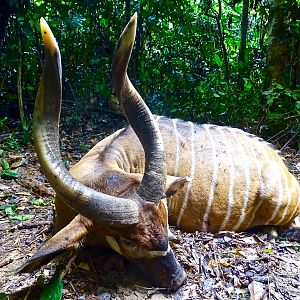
top-left (131, 247), bottom-right (186, 290)
top-left (155, 236), bottom-right (169, 251)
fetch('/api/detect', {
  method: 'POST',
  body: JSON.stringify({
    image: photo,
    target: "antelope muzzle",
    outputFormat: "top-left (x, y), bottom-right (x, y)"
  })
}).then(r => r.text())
top-left (130, 247), bottom-right (186, 290)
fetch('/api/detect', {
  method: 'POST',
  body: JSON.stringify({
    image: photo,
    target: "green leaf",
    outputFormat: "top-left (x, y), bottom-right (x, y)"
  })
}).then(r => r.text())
top-left (214, 54), bottom-right (223, 67)
top-left (0, 292), bottom-right (8, 300)
top-left (243, 79), bottom-right (252, 91)
top-left (1, 160), bottom-right (9, 170)
top-left (2, 205), bottom-right (17, 215)
top-left (267, 97), bottom-right (274, 105)
top-left (100, 18), bottom-right (108, 28)
top-left (275, 83), bottom-right (284, 90)
top-left (0, 149), bottom-right (3, 156)
top-left (32, 198), bottom-right (50, 206)
top-left (266, 112), bottom-right (284, 120)
top-left (40, 273), bottom-right (64, 300)
top-left (263, 248), bottom-right (273, 253)
top-left (262, 90), bottom-right (274, 95)
top-left (2, 169), bottom-right (19, 178)
top-left (9, 214), bottom-right (35, 221)
top-left (296, 101), bottom-right (300, 114)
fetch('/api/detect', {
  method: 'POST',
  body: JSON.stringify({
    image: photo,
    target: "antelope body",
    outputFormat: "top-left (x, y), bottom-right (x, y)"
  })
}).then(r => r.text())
top-left (20, 14), bottom-right (300, 290)
top-left (59, 119), bottom-right (300, 234)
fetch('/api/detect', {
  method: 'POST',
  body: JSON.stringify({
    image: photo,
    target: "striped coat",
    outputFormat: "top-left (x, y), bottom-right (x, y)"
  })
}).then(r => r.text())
top-left (61, 116), bottom-right (300, 234)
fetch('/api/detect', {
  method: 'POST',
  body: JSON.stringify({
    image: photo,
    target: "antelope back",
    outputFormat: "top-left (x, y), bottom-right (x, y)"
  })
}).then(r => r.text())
top-left (156, 117), bottom-right (300, 232)
top-left (55, 116), bottom-right (300, 235)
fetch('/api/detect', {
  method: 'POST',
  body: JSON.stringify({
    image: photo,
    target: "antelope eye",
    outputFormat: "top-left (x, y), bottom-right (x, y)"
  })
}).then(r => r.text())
top-left (121, 237), bottom-right (135, 246)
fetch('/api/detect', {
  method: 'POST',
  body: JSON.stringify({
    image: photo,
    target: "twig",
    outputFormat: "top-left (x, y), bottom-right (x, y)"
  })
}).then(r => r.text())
top-left (60, 250), bottom-right (78, 279)
top-left (15, 221), bottom-right (52, 231)
top-left (212, 241), bottom-right (223, 280)
top-left (68, 281), bottom-right (79, 298)
top-left (0, 258), bottom-right (13, 268)
top-left (281, 128), bottom-right (300, 150)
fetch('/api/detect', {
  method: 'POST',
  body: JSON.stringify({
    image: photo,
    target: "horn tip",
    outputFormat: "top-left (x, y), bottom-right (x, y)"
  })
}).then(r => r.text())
top-left (131, 12), bottom-right (137, 23)
top-left (39, 17), bottom-right (59, 55)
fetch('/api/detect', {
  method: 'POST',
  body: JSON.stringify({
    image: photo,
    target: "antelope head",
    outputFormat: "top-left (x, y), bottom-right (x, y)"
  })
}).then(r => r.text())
top-left (19, 14), bottom-right (186, 290)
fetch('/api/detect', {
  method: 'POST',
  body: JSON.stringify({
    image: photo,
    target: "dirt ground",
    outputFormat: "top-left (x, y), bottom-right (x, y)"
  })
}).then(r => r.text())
top-left (0, 120), bottom-right (300, 300)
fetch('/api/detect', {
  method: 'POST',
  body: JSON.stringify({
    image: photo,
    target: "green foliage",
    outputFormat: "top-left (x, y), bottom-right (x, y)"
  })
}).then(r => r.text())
top-left (2, 133), bottom-right (20, 151)
top-left (21, 119), bottom-right (32, 145)
top-left (79, 143), bottom-right (92, 153)
top-left (0, 293), bottom-right (7, 300)
top-left (1, 0), bottom-right (300, 148)
top-left (0, 202), bottom-right (34, 222)
top-left (39, 273), bottom-right (64, 300)
top-left (262, 84), bottom-right (300, 144)
top-left (0, 117), bottom-right (9, 133)
top-left (0, 119), bottom-right (32, 152)
top-left (0, 159), bottom-right (19, 179)
top-left (31, 198), bottom-right (51, 206)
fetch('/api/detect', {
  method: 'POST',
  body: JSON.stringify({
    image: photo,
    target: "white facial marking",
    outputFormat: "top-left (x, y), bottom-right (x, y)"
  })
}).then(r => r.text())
top-left (176, 121), bottom-right (195, 227)
top-left (105, 236), bottom-right (122, 255)
top-left (148, 244), bottom-right (171, 258)
top-left (202, 125), bottom-right (219, 231)
top-left (161, 199), bottom-right (172, 240)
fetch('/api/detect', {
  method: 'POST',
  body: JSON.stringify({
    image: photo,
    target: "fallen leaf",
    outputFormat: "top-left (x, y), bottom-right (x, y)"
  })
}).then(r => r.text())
top-left (248, 280), bottom-right (267, 300)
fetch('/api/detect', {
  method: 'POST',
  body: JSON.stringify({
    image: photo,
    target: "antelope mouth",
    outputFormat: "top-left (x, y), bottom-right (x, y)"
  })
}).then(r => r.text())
top-left (130, 248), bottom-right (186, 291)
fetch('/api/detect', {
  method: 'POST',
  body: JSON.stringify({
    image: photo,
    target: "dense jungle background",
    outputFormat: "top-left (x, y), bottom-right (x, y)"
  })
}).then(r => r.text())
top-left (1, 0), bottom-right (300, 299)
top-left (1, 0), bottom-right (300, 149)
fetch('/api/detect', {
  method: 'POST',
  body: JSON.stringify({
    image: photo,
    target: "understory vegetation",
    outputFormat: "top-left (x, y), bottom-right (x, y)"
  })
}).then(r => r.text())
top-left (1, 0), bottom-right (300, 149)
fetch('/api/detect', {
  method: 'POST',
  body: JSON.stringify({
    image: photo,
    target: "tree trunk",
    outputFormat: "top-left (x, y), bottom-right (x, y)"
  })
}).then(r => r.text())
top-left (265, 0), bottom-right (290, 87)
top-left (16, 8), bottom-right (26, 127)
top-left (238, 0), bottom-right (249, 88)
top-left (0, 0), bottom-right (14, 54)
top-left (125, 0), bottom-right (131, 23)
top-left (216, 0), bottom-right (229, 79)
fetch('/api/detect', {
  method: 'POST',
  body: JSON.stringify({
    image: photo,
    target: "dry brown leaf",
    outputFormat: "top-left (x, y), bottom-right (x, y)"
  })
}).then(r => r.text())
top-left (248, 280), bottom-right (267, 300)
top-left (79, 262), bottom-right (90, 271)
top-left (10, 158), bottom-right (25, 169)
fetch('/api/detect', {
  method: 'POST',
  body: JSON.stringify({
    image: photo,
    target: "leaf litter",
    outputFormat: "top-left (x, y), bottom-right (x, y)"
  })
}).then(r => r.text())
top-left (0, 120), bottom-right (299, 299)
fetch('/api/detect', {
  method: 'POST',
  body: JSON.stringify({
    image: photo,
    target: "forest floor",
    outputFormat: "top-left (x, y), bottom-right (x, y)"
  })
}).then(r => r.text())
top-left (0, 116), bottom-right (300, 300)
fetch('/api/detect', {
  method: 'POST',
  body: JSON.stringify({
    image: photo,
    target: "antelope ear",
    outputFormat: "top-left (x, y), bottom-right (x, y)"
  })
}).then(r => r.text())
top-left (18, 215), bottom-right (94, 273)
top-left (166, 176), bottom-right (190, 197)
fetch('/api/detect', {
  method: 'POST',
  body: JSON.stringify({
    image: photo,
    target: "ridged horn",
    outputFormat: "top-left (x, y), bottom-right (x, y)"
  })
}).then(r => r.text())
top-left (33, 18), bottom-right (140, 226)
top-left (112, 13), bottom-right (167, 203)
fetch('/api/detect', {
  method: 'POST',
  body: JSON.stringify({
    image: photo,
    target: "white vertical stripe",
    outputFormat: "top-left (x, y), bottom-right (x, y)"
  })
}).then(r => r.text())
top-left (231, 129), bottom-right (251, 231)
top-left (168, 119), bottom-right (180, 212)
top-left (155, 115), bottom-right (162, 123)
top-left (217, 127), bottom-right (235, 230)
top-left (202, 125), bottom-right (219, 231)
top-left (283, 176), bottom-right (300, 225)
top-left (176, 122), bottom-right (195, 227)
top-left (265, 166), bottom-right (283, 224)
top-left (275, 173), bottom-right (291, 225)
top-left (245, 133), bottom-right (265, 228)
top-left (172, 119), bottom-right (180, 177)
top-left (247, 140), bottom-right (272, 227)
